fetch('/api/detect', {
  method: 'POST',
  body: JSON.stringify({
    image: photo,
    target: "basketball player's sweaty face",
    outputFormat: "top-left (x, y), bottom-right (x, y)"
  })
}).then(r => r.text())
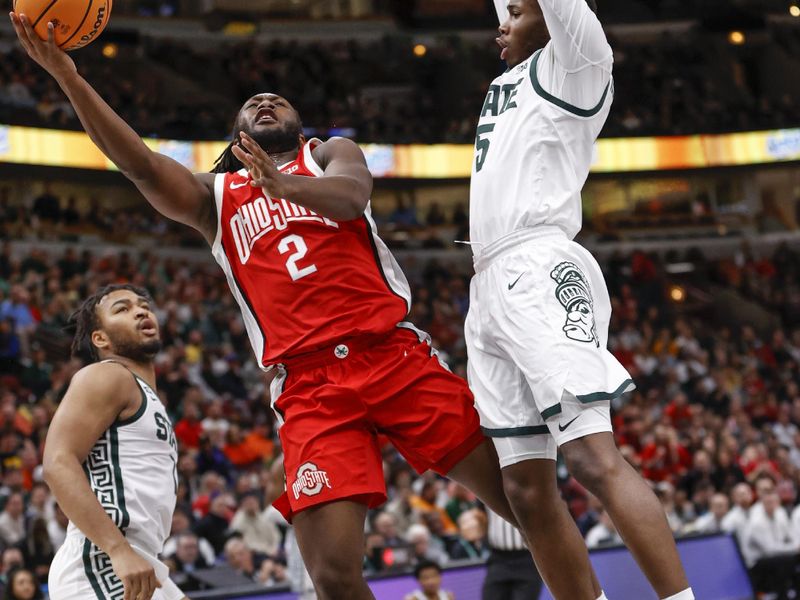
top-left (236, 93), bottom-right (304, 156)
top-left (497, 0), bottom-right (550, 68)
top-left (94, 289), bottom-right (162, 362)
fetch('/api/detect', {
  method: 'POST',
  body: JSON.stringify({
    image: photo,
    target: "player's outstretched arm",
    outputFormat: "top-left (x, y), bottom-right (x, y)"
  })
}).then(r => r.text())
top-left (537, 0), bottom-right (611, 70)
top-left (9, 13), bottom-right (216, 242)
top-left (43, 363), bottom-right (162, 600)
top-left (233, 134), bottom-right (371, 221)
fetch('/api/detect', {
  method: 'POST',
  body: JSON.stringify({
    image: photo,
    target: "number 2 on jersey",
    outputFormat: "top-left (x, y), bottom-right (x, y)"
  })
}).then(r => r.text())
top-left (279, 234), bottom-right (318, 281)
top-left (475, 124), bottom-right (495, 172)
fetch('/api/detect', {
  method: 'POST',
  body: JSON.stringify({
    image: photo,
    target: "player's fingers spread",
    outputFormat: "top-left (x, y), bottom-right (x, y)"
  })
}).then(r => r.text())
top-left (20, 13), bottom-right (37, 39)
top-left (20, 15), bottom-right (42, 51)
top-left (231, 142), bottom-right (248, 157)
top-left (231, 145), bottom-right (253, 166)
top-left (10, 13), bottom-right (31, 48)
top-left (47, 21), bottom-right (55, 46)
top-left (241, 135), bottom-right (269, 160)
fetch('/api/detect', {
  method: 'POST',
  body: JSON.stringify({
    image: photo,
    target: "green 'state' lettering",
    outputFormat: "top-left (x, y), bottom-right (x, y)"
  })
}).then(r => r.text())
top-left (480, 79), bottom-right (523, 118)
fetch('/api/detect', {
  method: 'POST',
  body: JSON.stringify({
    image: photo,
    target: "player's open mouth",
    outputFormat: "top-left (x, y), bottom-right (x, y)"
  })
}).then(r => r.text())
top-left (256, 109), bottom-right (277, 124)
top-left (139, 319), bottom-right (157, 335)
top-left (496, 38), bottom-right (508, 61)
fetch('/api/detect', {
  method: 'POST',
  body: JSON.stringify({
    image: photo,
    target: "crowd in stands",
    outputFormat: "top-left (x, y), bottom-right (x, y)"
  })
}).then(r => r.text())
top-left (1, 22), bottom-right (800, 144)
top-left (0, 187), bottom-right (798, 595)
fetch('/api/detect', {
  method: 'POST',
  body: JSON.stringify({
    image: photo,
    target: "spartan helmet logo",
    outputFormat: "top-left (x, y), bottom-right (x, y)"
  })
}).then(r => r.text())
top-left (550, 262), bottom-right (599, 347)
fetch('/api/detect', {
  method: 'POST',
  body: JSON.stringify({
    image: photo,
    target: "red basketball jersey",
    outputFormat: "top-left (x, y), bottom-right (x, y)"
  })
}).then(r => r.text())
top-left (211, 139), bottom-right (411, 368)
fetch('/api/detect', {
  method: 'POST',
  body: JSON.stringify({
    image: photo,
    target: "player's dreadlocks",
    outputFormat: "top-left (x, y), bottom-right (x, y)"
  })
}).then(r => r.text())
top-left (212, 130), bottom-right (244, 174)
top-left (67, 283), bottom-right (153, 363)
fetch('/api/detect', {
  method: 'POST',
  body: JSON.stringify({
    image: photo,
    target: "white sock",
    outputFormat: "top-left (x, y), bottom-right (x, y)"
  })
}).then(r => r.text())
top-left (662, 589), bottom-right (695, 600)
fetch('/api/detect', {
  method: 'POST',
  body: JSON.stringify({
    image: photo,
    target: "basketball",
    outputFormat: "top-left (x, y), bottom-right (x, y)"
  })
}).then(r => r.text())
top-left (13, 0), bottom-right (112, 51)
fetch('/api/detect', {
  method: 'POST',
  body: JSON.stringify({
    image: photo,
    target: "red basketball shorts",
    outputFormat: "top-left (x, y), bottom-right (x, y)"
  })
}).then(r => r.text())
top-left (271, 325), bottom-right (485, 522)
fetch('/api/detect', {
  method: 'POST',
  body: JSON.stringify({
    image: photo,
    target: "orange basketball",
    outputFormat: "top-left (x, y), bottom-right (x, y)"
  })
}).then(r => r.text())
top-left (13, 0), bottom-right (112, 51)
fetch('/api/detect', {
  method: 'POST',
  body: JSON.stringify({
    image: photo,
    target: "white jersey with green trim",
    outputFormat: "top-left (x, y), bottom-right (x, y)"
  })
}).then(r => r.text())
top-left (65, 370), bottom-right (178, 558)
top-left (470, 0), bottom-right (613, 250)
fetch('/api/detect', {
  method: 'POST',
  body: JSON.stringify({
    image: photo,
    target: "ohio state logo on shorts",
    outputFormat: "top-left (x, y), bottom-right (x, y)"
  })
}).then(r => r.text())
top-left (292, 462), bottom-right (333, 500)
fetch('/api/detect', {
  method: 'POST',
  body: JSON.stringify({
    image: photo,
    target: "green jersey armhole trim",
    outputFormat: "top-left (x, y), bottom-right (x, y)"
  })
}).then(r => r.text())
top-left (575, 379), bottom-right (635, 403)
top-left (116, 376), bottom-right (147, 427)
top-left (481, 425), bottom-right (550, 437)
top-left (529, 49), bottom-right (611, 118)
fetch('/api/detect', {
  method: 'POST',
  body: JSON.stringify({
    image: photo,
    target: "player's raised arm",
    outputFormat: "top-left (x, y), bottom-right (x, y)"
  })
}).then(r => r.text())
top-left (9, 13), bottom-right (216, 242)
top-left (534, 0), bottom-right (612, 110)
top-left (233, 134), bottom-right (372, 221)
top-left (537, 0), bottom-right (610, 69)
top-left (43, 363), bottom-right (161, 600)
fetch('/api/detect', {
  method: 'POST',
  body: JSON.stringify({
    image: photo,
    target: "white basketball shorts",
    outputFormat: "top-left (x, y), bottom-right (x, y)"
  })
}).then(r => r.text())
top-left (49, 536), bottom-right (184, 600)
top-left (465, 227), bottom-right (635, 467)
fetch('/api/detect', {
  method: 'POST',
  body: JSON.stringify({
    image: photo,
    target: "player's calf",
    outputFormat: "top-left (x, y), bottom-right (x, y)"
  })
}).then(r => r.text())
top-left (561, 433), bottom-right (693, 599)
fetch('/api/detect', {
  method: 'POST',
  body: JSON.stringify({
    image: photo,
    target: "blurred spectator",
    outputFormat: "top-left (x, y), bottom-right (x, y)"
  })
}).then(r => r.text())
top-left (1, 567), bottom-right (42, 600)
top-left (444, 483), bottom-right (478, 525)
top-left (0, 549), bottom-right (23, 596)
top-left (721, 482), bottom-right (754, 546)
top-left (689, 493), bottom-right (730, 534)
top-left (31, 186), bottom-right (60, 223)
top-left (223, 537), bottom-right (267, 582)
top-left (585, 509), bottom-right (623, 549)
top-left (406, 524), bottom-right (449, 567)
top-left (745, 491), bottom-right (799, 596)
top-left (256, 555), bottom-right (288, 587)
top-left (576, 494), bottom-right (603, 537)
top-left (229, 492), bottom-right (280, 557)
top-left (174, 400), bottom-right (203, 450)
top-left (404, 560), bottom-right (453, 600)
top-left (409, 481), bottom-right (457, 535)
top-left (0, 494), bottom-right (25, 547)
top-left (193, 493), bottom-right (235, 555)
top-left (163, 507), bottom-right (215, 566)
top-left (23, 484), bottom-right (50, 523)
top-left (448, 509), bottom-right (489, 561)
top-left (654, 481), bottom-right (686, 533)
top-left (373, 512), bottom-right (405, 548)
top-left (16, 519), bottom-right (53, 581)
top-left (0, 287), bottom-right (34, 339)
top-left (169, 531), bottom-right (211, 574)
top-left (640, 424), bottom-right (692, 483)
top-left (46, 504), bottom-right (67, 552)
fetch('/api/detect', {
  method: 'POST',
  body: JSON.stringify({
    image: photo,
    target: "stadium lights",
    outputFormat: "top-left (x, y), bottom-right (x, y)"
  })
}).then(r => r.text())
top-left (728, 31), bottom-right (745, 45)
top-left (790, 4), bottom-right (800, 17)
top-left (102, 43), bottom-right (118, 59)
top-left (669, 285), bottom-right (687, 303)
top-left (413, 44), bottom-right (428, 57)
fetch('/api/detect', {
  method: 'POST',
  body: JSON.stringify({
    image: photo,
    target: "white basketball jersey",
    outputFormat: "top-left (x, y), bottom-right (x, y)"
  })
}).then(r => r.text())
top-left (470, 0), bottom-right (614, 250)
top-left (66, 369), bottom-right (178, 558)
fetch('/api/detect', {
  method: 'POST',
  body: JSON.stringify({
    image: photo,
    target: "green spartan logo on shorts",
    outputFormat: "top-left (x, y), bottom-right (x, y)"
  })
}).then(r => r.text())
top-left (550, 262), bottom-right (599, 347)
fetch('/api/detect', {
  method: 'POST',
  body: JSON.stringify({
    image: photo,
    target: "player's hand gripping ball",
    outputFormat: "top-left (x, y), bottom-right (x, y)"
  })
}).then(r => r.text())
top-left (12, 0), bottom-right (112, 50)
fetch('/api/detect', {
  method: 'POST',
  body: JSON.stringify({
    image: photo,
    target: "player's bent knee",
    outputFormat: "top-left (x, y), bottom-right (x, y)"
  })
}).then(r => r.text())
top-left (502, 472), bottom-right (559, 513)
top-left (562, 444), bottom-right (622, 495)
top-left (310, 561), bottom-right (366, 598)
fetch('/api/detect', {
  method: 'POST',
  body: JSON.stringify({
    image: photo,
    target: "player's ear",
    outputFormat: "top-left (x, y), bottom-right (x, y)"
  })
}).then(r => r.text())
top-left (91, 330), bottom-right (110, 353)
